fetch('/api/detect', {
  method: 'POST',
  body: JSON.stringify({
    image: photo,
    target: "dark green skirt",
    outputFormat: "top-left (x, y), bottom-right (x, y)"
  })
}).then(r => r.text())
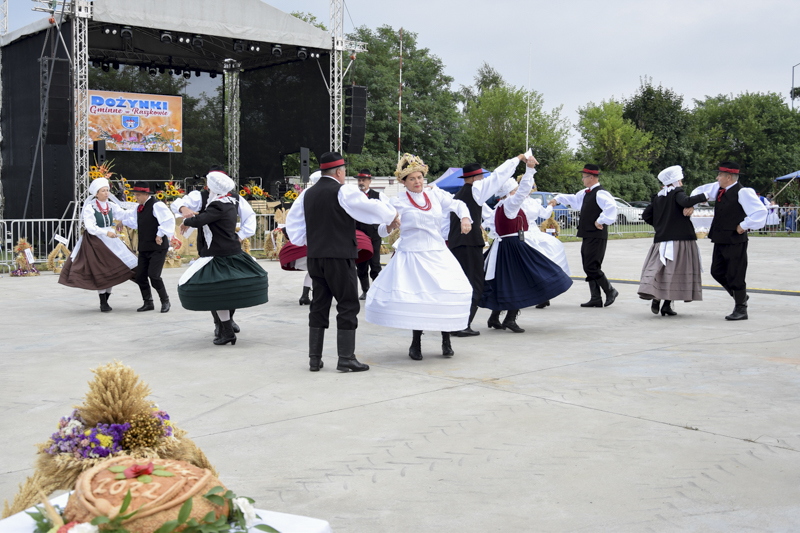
top-left (178, 253), bottom-right (269, 311)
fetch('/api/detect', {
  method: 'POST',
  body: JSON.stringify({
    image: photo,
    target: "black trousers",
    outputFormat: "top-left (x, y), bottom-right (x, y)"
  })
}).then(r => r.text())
top-left (357, 237), bottom-right (383, 283)
top-left (711, 242), bottom-right (748, 292)
top-left (450, 245), bottom-right (485, 311)
top-left (581, 237), bottom-right (608, 281)
top-left (136, 249), bottom-right (169, 302)
top-left (307, 257), bottom-right (360, 330)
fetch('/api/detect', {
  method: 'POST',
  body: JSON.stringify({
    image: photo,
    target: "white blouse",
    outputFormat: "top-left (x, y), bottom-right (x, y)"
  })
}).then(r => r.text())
top-left (171, 190), bottom-right (257, 240)
top-left (379, 187), bottom-right (471, 252)
top-left (81, 200), bottom-right (130, 237)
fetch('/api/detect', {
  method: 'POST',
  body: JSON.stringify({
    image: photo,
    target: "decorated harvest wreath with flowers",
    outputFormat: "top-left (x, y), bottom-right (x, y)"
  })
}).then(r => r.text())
top-left (3, 362), bottom-right (215, 519)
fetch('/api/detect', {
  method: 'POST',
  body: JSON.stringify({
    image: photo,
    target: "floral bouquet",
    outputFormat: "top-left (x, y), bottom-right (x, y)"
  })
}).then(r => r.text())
top-left (281, 184), bottom-right (302, 207)
top-left (238, 181), bottom-right (271, 201)
top-left (12, 238), bottom-right (40, 277)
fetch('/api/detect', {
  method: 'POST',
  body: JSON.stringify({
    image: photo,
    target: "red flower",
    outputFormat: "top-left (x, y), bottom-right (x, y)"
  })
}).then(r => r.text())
top-left (57, 522), bottom-right (80, 533)
top-left (111, 134), bottom-right (123, 142)
top-left (123, 462), bottom-right (154, 479)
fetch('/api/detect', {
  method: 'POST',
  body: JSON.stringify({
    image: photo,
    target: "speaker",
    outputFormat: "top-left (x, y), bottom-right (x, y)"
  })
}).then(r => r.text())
top-left (93, 140), bottom-right (107, 166)
top-left (343, 85), bottom-right (367, 154)
top-left (42, 59), bottom-right (71, 145)
top-left (300, 147), bottom-right (310, 182)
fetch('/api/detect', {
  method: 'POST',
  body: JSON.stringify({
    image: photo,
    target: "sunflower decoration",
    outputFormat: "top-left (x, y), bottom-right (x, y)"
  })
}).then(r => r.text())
top-left (253, 185), bottom-right (264, 197)
top-left (156, 191), bottom-right (165, 200)
top-left (126, 195), bottom-right (135, 202)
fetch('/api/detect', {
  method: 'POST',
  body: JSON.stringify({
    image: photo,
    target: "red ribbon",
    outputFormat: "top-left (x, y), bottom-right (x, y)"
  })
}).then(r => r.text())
top-left (462, 168), bottom-right (484, 178)
top-left (132, 186), bottom-right (150, 192)
top-left (357, 173), bottom-right (371, 178)
top-left (719, 167), bottom-right (739, 174)
top-left (320, 159), bottom-right (345, 170)
top-left (717, 188), bottom-right (726, 202)
top-left (582, 168), bottom-right (600, 175)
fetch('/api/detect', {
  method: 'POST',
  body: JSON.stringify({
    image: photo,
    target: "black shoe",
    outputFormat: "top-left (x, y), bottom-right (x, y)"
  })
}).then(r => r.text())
top-left (487, 311), bottom-right (503, 329)
top-left (336, 329), bottom-right (369, 372)
top-left (441, 332), bottom-right (454, 357)
top-left (229, 310), bottom-right (240, 333)
top-left (581, 280), bottom-right (603, 307)
top-left (452, 326), bottom-right (480, 337)
top-left (213, 320), bottom-right (237, 345)
top-left (160, 300), bottom-right (171, 313)
top-left (309, 327), bottom-right (325, 372)
top-left (660, 300), bottom-right (677, 316)
top-left (535, 300), bottom-right (550, 309)
top-left (502, 310), bottom-right (525, 333)
top-left (651, 299), bottom-right (661, 315)
top-left (137, 300), bottom-right (155, 312)
top-left (99, 293), bottom-right (112, 313)
top-left (597, 275), bottom-right (618, 307)
top-left (725, 305), bottom-right (748, 321)
top-left (212, 311), bottom-right (221, 340)
top-left (409, 330), bottom-right (423, 360)
top-left (299, 286), bottom-right (312, 306)
top-left (358, 291), bottom-right (367, 301)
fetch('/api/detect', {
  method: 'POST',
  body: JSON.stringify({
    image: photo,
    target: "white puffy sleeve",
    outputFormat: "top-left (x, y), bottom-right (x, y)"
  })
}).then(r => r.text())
top-left (431, 186), bottom-right (471, 222)
top-left (338, 183), bottom-right (397, 225)
top-left (690, 182), bottom-right (719, 202)
top-left (285, 189), bottom-right (308, 245)
top-left (117, 204), bottom-right (139, 229)
top-left (237, 196), bottom-right (257, 240)
top-left (471, 157), bottom-right (521, 205)
top-left (596, 190), bottom-right (618, 226)
top-left (153, 202), bottom-right (176, 240)
top-left (502, 167), bottom-right (536, 219)
top-left (171, 190), bottom-right (203, 214)
top-left (555, 192), bottom-right (581, 209)
top-left (739, 187), bottom-right (768, 231)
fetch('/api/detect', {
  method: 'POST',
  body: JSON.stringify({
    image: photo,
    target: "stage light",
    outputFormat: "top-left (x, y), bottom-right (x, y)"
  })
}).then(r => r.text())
top-left (103, 25), bottom-right (117, 36)
top-left (112, 62), bottom-right (120, 70)
top-left (168, 69), bottom-right (175, 76)
top-left (195, 69), bottom-right (201, 77)
top-left (271, 44), bottom-right (282, 57)
top-left (183, 71), bottom-right (191, 80)
top-left (248, 43), bottom-right (260, 52)
top-left (192, 35), bottom-right (203, 48)
top-left (297, 47), bottom-right (308, 60)
top-left (210, 72), bottom-right (217, 79)
top-left (175, 68), bottom-right (182, 75)
top-left (138, 65), bottom-right (146, 72)
top-left (160, 31), bottom-right (172, 43)
top-left (121, 26), bottom-right (133, 41)
top-left (101, 62), bottom-right (110, 72)
top-left (148, 65), bottom-right (158, 77)
top-left (158, 66), bottom-right (165, 74)
top-left (178, 36), bottom-right (186, 43)
top-left (92, 60), bottom-right (101, 68)
top-left (233, 40), bottom-right (245, 53)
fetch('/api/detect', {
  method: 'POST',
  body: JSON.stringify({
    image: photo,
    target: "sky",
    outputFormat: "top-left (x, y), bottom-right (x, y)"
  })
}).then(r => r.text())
top-left (8, 0), bottom-right (800, 145)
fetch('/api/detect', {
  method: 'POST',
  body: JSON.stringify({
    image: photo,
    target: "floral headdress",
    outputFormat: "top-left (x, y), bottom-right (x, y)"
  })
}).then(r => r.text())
top-left (395, 153), bottom-right (429, 180)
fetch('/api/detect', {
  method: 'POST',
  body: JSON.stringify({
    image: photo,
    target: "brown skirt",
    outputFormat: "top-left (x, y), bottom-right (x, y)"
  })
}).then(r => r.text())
top-left (58, 233), bottom-right (136, 290)
top-left (638, 240), bottom-right (703, 302)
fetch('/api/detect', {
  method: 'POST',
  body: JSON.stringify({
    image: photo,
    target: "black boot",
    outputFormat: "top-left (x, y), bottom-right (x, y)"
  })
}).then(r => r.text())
top-left (336, 329), bottom-right (369, 372)
top-left (453, 305), bottom-right (481, 336)
top-left (660, 300), bottom-right (677, 316)
top-left (535, 300), bottom-right (551, 309)
top-left (725, 290), bottom-right (748, 321)
top-left (309, 327), bottom-right (325, 372)
top-left (487, 310), bottom-right (503, 329)
top-left (580, 280), bottom-right (603, 307)
top-left (441, 332), bottom-right (454, 357)
top-left (408, 330), bottom-right (423, 360)
top-left (212, 311), bottom-right (221, 339)
top-left (597, 275), bottom-right (619, 307)
top-left (299, 286), bottom-right (312, 306)
top-left (358, 276), bottom-right (369, 301)
top-left (99, 293), bottom-right (112, 313)
top-left (650, 299), bottom-right (661, 314)
top-left (137, 300), bottom-right (155, 312)
top-left (213, 320), bottom-right (237, 345)
top-left (160, 300), bottom-right (171, 313)
top-left (502, 310), bottom-right (525, 333)
top-left (230, 309), bottom-right (240, 333)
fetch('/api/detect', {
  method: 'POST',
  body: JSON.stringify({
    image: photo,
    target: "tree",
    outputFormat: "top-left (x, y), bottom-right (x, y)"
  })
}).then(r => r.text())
top-left (692, 92), bottom-right (800, 193)
top-left (458, 62), bottom-right (504, 108)
top-left (344, 25), bottom-right (469, 176)
top-left (576, 99), bottom-right (659, 173)
top-left (290, 11), bottom-right (327, 31)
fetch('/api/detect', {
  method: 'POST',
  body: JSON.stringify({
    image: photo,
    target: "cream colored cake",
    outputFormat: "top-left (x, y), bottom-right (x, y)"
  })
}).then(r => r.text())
top-left (63, 457), bottom-right (228, 533)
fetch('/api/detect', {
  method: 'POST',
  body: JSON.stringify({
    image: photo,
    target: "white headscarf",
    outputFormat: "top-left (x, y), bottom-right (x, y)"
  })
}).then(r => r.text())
top-left (496, 178), bottom-right (519, 198)
top-left (657, 165), bottom-right (683, 197)
top-left (83, 178), bottom-right (124, 212)
top-left (309, 170), bottom-right (322, 185)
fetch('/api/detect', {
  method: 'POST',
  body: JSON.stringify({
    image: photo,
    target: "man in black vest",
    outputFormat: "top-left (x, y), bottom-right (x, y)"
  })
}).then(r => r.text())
top-left (355, 168), bottom-right (388, 300)
top-left (551, 164), bottom-right (619, 307)
top-left (690, 162), bottom-right (767, 320)
top-left (123, 182), bottom-right (176, 313)
top-left (285, 152), bottom-right (399, 372)
top-left (449, 155), bottom-right (527, 336)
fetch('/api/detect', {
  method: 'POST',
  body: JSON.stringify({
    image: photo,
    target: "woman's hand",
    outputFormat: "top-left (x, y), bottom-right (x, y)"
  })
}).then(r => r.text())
top-left (460, 217), bottom-right (472, 234)
top-left (683, 207), bottom-right (694, 217)
top-left (526, 155), bottom-right (539, 168)
top-left (106, 230), bottom-right (117, 239)
top-left (180, 223), bottom-right (190, 235)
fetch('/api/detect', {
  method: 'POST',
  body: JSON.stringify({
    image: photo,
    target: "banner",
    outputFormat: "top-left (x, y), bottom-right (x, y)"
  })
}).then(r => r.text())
top-left (88, 90), bottom-right (183, 153)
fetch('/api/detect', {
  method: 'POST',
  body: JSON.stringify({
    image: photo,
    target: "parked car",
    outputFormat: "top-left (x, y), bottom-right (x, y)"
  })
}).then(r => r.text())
top-left (629, 200), bottom-right (651, 209)
top-left (529, 191), bottom-right (573, 226)
top-left (613, 197), bottom-right (644, 224)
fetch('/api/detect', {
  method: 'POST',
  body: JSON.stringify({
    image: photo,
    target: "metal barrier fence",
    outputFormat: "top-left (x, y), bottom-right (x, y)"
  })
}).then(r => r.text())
top-left (250, 213), bottom-right (276, 251)
top-left (1, 218), bottom-right (81, 274)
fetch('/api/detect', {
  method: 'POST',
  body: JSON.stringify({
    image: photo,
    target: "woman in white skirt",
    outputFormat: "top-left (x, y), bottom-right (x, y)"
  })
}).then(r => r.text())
top-left (365, 153), bottom-right (473, 360)
top-left (59, 178), bottom-right (138, 312)
top-left (638, 165), bottom-right (709, 315)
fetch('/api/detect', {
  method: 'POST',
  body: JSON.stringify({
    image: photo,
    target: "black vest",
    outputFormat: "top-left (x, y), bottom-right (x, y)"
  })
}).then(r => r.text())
top-left (709, 182), bottom-right (748, 244)
top-left (449, 184), bottom-right (484, 247)
top-left (193, 191), bottom-right (242, 257)
top-left (355, 189), bottom-right (381, 240)
top-left (578, 186), bottom-right (609, 239)
top-left (304, 177), bottom-right (358, 259)
top-left (137, 197), bottom-right (169, 252)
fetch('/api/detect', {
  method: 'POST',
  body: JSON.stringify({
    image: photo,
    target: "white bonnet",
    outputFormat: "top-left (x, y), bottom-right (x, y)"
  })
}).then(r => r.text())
top-left (207, 171), bottom-right (235, 195)
top-left (496, 178), bottom-right (519, 198)
top-left (658, 165), bottom-right (683, 186)
top-left (89, 178), bottom-right (110, 196)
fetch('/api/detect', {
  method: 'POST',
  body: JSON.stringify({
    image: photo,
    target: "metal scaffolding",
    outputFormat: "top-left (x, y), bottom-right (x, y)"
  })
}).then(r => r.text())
top-left (224, 59), bottom-right (241, 183)
top-left (328, 0), bottom-right (366, 153)
top-left (1, 0), bottom-right (8, 36)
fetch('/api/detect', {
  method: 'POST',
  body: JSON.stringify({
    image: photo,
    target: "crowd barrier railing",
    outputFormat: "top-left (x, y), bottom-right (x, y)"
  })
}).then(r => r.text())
top-left (0, 218), bottom-right (81, 274)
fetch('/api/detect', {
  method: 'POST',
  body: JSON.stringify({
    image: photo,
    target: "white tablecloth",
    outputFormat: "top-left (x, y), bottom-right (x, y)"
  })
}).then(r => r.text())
top-left (0, 494), bottom-right (332, 533)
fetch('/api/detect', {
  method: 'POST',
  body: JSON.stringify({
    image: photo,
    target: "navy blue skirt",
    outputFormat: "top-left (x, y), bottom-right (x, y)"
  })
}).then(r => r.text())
top-left (479, 236), bottom-right (573, 310)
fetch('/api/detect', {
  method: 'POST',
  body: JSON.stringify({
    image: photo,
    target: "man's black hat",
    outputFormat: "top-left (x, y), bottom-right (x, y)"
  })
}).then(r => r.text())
top-left (580, 164), bottom-right (600, 176)
top-left (462, 163), bottom-right (485, 178)
top-left (131, 181), bottom-right (152, 193)
top-left (715, 161), bottom-right (743, 175)
top-left (320, 152), bottom-right (345, 171)
top-left (357, 168), bottom-right (372, 178)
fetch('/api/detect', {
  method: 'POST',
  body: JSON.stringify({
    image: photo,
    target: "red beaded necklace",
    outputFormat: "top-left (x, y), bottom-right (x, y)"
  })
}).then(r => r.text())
top-left (406, 191), bottom-right (432, 211)
top-left (95, 200), bottom-right (110, 215)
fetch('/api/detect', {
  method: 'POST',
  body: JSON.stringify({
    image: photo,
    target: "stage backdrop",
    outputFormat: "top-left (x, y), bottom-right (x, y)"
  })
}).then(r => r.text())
top-left (88, 90), bottom-right (183, 152)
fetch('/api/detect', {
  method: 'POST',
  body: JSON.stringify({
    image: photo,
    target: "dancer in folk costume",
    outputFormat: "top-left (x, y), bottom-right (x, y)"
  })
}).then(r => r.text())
top-left (58, 178), bottom-right (138, 312)
top-left (355, 168), bottom-right (390, 300)
top-left (449, 155), bottom-right (528, 336)
top-left (690, 162), bottom-right (767, 320)
top-left (479, 156), bottom-right (572, 333)
top-left (638, 166), bottom-right (709, 316)
top-left (365, 154), bottom-right (473, 360)
top-left (286, 152), bottom-right (399, 373)
top-left (177, 171), bottom-right (269, 345)
top-left (117, 182), bottom-right (176, 313)
top-left (550, 164), bottom-right (619, 308)
top-left (171, 167), bottom-right (257, 337)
